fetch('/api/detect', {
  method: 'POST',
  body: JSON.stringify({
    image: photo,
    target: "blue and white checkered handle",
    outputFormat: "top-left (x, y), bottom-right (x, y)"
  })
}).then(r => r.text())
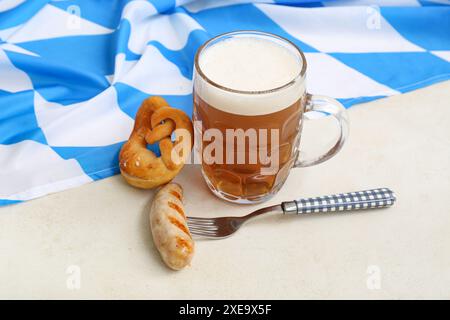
top-left (281, 188), bottom-right (396, 214)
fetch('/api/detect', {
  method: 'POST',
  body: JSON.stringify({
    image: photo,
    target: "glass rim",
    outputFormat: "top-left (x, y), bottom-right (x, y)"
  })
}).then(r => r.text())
top-left (194, 30), bottom-right (307, 95)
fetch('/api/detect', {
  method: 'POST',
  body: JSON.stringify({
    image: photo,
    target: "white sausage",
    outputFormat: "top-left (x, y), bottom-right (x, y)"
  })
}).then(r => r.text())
top-left (150, 183), bottom-right (194, 270)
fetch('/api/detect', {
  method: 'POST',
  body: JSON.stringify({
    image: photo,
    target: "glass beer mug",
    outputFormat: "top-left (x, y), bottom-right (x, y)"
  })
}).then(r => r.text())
top-left (193, 31), bottom-right (349, 204)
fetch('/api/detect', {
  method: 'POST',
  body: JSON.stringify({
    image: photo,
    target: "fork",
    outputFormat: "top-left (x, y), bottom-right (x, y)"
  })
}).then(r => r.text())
top-left (187, 188), bottom-right (396, 239)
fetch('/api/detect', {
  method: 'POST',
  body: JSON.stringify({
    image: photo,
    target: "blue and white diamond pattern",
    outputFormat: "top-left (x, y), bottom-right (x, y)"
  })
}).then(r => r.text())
top-left (0, 0), bottom-right (449, 205)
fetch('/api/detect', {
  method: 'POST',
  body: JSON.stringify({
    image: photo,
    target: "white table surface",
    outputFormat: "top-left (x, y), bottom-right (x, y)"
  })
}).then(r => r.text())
top-left (1, 81), bottom-right (449, 299)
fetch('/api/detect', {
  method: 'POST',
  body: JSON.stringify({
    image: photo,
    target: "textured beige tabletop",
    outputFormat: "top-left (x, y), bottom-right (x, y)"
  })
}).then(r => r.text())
top-left (0, 81), bottom-right (449, 299)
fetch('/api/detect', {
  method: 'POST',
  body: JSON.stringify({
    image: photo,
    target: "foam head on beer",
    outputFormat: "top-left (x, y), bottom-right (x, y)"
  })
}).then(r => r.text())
top-left (196, 36), bottom-right (305, 116)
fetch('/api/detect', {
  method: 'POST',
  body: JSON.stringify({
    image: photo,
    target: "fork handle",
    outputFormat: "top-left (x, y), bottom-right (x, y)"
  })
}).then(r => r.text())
top-left (281, 188), bottom-right (396, 214)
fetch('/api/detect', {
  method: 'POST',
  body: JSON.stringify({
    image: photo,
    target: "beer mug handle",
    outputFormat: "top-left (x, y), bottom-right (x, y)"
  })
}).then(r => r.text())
top-left (295, 93), bottom-right (349, 167)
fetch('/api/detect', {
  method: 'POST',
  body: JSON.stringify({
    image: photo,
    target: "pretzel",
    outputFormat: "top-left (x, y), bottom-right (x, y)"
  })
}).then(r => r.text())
top-left (119, 96), bottom-right (193, 189)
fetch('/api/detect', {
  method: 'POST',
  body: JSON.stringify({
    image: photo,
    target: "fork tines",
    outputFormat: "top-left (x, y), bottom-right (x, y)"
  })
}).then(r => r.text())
top-left (187, 217), bottom-right (219, 237)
